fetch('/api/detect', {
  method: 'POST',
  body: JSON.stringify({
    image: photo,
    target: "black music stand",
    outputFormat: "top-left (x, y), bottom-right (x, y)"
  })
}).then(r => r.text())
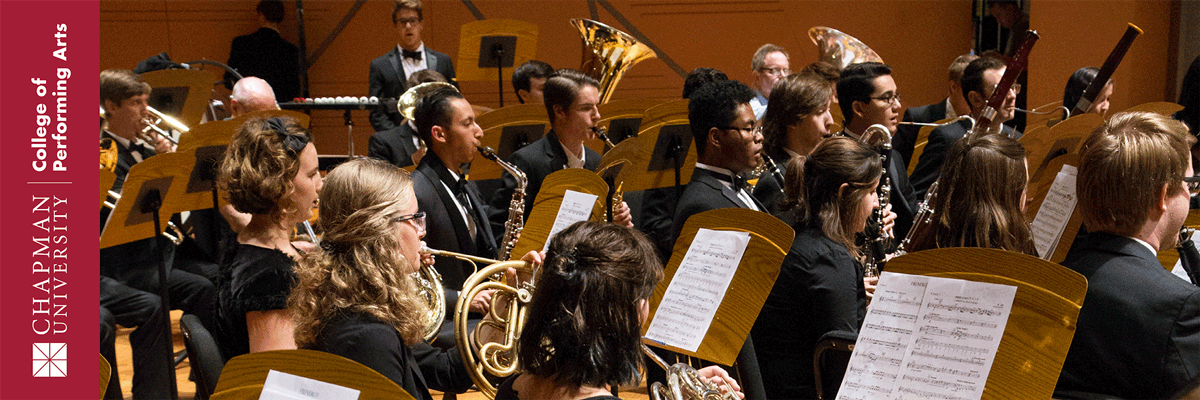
top-left (478, 36), bottom-right (517, 107)
top-left (647, 124), bottom-right (693, 190)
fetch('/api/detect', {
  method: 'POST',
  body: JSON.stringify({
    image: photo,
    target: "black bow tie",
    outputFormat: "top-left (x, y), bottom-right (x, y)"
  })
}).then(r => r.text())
top-left (712, 172), bottom-right (746, 192)
top-left (402, 49), bottom-right (422, 61)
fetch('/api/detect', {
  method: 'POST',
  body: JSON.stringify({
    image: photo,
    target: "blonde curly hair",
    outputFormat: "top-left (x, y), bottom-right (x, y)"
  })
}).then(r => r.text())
top-left (289, 158), bottom-right (430, 346)
top-left (219, 116), bottom-right (311, 221)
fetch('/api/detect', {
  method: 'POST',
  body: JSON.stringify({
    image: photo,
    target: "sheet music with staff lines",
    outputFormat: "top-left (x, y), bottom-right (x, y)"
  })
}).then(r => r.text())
top-left (645, 228), bottom-right (750, 352)
top-left (837, 272), bottom-right (1016, 400)
top-left (1030, 165), bottom-right (1078, 259)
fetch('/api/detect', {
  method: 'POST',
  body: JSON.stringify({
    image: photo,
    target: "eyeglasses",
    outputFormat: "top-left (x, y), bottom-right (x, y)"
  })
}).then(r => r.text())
top-left (1186, 176), bottom-right (1200, 195)
top-left (393, 212), bottom-right (426, 231)
top-left (987, 83), bottom-right (1023, 97)
top-left (758, 67), bottom-right (789, 77)
top-left (720, 125), bottom-right (763, 136)
top-left (396, 18), bottom-right (421, 26)
top-left (869, 92), bottom-right (902, 106)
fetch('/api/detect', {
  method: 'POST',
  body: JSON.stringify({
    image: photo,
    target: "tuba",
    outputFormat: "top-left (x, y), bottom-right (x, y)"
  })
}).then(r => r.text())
top-left (396, 81), bottom-right (460, 342)
top-left (572, 18), bottom-right (658, 104)
top-left (808, 27), bottom-right (884, 70)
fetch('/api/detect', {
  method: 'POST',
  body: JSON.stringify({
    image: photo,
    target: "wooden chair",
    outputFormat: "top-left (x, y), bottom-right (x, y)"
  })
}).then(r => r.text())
top-left (886, 248), bottom-right (1088, 399)
top-left (213, 349), bottom-right (416, 400)
top-left (99, 353), bottom-right (111, 400)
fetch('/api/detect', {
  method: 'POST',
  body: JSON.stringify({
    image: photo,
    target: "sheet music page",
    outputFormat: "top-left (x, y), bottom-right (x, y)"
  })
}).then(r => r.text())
top-left (1030, 165), bottom-right (1078, 259)
top-left (259, 370), bottom-right (361, 400)
top-left (1171, 234), bottom-right (1200, 282)
top-left (542, 190), bottom-right (599, 251)
top-left (837, 272), bottom-right (929, 400)
top-left (644, 228), bottom-right (750, 352)
top-left (837, 273), bottom-right (1017, 400)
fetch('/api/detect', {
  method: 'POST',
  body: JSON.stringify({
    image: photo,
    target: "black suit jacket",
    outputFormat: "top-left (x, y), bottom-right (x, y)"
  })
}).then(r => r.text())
top-left (751, 149), bottom-right (793, 214)
top-left (488, 130), bottom-right (600, 239)
top-left (368, 46), bottom-right (457, 131)
top-left (909, 120), bottom-right (1020, 201)
top-left (895, 100), bottom-right (948, 167)
top-left (1057, 232), bottom-right (1200, 399)
top-left (224, 28), bottom-right (301, 101)
top-left (413, 155), bottom-right (498, 297)
top-left (669, 167), bottom-right (767, 253)
top-left (751, 225), bottom-right (867, 398)
top-left (368, 123), bottom-right (420, 168)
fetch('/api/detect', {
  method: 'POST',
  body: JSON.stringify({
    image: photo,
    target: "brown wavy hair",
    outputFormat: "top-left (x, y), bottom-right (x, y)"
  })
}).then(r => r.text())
top-left (219, 116), bottom-right (311, 220)
top-left (906, 134), bottom-right (1035, 254)
top-left (762, 73), bottom-right (833, 155)
top-left (289, 158), bottom-right (429, 346)
top-left (517, 221), bottom-right (663, 389)
top-left (781, 136), bottom-right (882, 257)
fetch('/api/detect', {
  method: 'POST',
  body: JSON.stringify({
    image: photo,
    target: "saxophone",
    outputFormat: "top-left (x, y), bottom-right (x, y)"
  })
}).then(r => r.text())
top-left (479, 146), bottom-right (526, 261)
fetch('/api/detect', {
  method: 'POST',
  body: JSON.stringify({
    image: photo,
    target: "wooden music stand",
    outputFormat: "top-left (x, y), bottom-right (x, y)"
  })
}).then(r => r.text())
top-left (509, 169), bottom-right (608, 257)
top-left (643, 208), bottom-right (793, 366)
top-left (140, 68), bottom-right (215, 128)
top-left (100, 168), bottom-right (117, 208)
top-left (101, 152), bottom-right (192, 249)
top-left (587, 97), bottom-right (666, 154)
top-left (472, 104), bottom-right (550, 181)
top-left (885, 248), bottom-right (1087, 400)
top-left (1021, 113), bottom-right (1102, 184)
top-left (213, 350), bottom-right (415, 400)
top-left (829, 104), bottom-right (844, 134)
top-left (602, 99), bottom-right (697, 193)
top-left (906, 117), bottom-right (953, 176)
top-left (1122, 101), bottom-right (1184, 116)
top-left (456, 19), bottom-right (537, 84)
top-left (177, 109), bottom-right (309, 153)
top-left (1023, 153), bottom-right (1084, 263)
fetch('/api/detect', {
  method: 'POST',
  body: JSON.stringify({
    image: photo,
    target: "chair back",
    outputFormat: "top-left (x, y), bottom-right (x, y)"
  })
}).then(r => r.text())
top-left (886, 248), bottom-right (1087, 399)
top-left (812, 330), bottom-right (857, 400)
top-left (180, 313), bottom-right (224, 399)
top-left (99, 353), bottom-right (111, 400)
top-left (214, 349), bottom-right (415, 399)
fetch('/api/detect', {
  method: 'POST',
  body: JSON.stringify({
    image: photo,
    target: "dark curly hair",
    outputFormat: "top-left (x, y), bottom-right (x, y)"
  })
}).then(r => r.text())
top-left (688, 80), bottom-right (757, 155)
top-left (219, 116), bottom-right (311, 220)
top-left (517, 221), bottom-right (664, 389)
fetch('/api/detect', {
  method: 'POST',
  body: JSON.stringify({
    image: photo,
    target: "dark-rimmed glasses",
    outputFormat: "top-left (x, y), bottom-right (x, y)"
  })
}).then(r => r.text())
top-left (393, 212), bottom-right (426, 231)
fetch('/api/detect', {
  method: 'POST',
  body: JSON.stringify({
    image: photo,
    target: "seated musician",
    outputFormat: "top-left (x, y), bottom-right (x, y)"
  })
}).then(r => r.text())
top-left (499, 221), bottom-right (740, 400)
top-left (512, 60), bottom-right (553, 104)
top-left (289, 158), bottom-right (474, 399)
top-left (409, 86), bottom-right (499, 346)
top-left (895, 54), bottom-right (977, 166)
top-left (910, 56), bottom-right (1021, 201)
top-left (1055, 111), bottom-right (1200, 398)
top-left (748, 44), bottom-right (789, 119)
top-left (1062, 66), bottom-right (1113, 118)
top-left (368, 69), bottom-right (447, 169)
top-left (750, 136), bottom-right (881, 399)
top-left (213, 116), bottom-right (320, 360)
top-left (903, 134), bottom-right (1035, 254)
top-left (488, 69), bottom-right (632, 234)
top-left (753, 73), bottom-right (836, 212)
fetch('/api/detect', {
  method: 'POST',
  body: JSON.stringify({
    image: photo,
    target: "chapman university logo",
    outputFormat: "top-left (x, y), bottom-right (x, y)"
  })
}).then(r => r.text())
top-left (33, 343), bottom-right (66, 377)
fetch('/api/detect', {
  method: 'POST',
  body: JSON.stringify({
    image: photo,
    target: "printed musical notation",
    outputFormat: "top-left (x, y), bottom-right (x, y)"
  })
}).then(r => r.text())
top-left (645, 229), bottom-right (750, 352)
top-left (543, 190), bottom-right (599, 251)
top-left (836, 272), bottom-right (1016, 400)
top-left (1031, 165), bottom-right (1078, 259)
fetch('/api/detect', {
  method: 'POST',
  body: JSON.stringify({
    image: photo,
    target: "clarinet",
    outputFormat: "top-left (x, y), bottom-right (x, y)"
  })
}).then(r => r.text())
top-left (859, 124), bottom-right (893, 276)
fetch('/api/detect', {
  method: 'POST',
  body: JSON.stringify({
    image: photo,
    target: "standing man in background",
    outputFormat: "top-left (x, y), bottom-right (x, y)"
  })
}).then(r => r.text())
top-left (369, 0), bottom-right (457, 131)
top-left (225, 0), bottom-right (301, 102)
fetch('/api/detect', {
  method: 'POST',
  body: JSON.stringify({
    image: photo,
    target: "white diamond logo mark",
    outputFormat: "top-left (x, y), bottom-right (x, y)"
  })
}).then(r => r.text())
top-left (33, 343), bottom-right (67, 377)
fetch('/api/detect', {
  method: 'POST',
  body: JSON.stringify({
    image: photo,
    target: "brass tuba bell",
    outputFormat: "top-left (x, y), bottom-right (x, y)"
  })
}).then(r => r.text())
top-left (397, 81), bottom-right (459, 120)
top-left (808, 27), bottom-right (884, 70)
top-left (572, 18), bottom-right (658, 104)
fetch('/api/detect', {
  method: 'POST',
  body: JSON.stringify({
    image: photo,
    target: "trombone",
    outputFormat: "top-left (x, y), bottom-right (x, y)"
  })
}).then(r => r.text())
top-left (140, 105), bottom-right (188, 145)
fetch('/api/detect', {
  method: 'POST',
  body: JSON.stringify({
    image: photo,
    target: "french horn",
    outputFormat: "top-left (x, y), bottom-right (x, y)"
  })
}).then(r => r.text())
top-left (643, 344), bottom-right (740, 400)
top-left (572, 18), bottom-right (658, 104)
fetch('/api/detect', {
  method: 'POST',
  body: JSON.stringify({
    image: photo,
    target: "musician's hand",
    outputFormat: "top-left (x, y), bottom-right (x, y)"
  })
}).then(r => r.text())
top-left (150, 134), bottom-right (176, 154)
top-left (470, 288), bottom-right (497, 314)
top-left (881, 203), bottom-right (896, 238)
top-left (613, 201), bottom-right (634, 228)
top-left (864, 274), bottom-right (880, 299)
top-left (291, 241), bottom-right (317, 254)
top-left (696, 366), bottom-right (744, 399)
top-left (520, 250), bottom-right (544, 265)
top-left (513, 251), bottom-right (544, 283)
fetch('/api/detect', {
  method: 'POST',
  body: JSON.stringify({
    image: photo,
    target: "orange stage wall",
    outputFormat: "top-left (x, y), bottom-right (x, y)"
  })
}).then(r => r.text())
top-left (101, 0), bottom-right (1182, 156)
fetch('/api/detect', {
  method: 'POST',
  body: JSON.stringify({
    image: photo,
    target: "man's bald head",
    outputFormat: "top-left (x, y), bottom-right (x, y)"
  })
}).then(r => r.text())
top-left (230, 77), bottom-right (278, 117)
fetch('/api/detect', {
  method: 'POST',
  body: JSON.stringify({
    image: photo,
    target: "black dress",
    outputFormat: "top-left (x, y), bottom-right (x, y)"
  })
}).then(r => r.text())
top-left (214, 243), bottom-right (296, 361)
top-left (312, 312), bottom-right (473, 400)
top-left (494, 375), bottom-right (622, 400)
top-left (750, 225), bottom-right (867, 399)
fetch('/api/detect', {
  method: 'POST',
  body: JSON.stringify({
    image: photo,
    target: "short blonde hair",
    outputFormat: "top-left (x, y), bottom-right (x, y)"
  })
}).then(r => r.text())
top-left (1078, 111), bottom-right (1195, 235)
top-left (289, 158), bottom-right (429, 346)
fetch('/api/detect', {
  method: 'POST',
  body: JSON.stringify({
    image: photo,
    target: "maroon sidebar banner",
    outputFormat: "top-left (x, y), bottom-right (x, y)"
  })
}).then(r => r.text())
top-left (1, 1), bottom-right (100, 399)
